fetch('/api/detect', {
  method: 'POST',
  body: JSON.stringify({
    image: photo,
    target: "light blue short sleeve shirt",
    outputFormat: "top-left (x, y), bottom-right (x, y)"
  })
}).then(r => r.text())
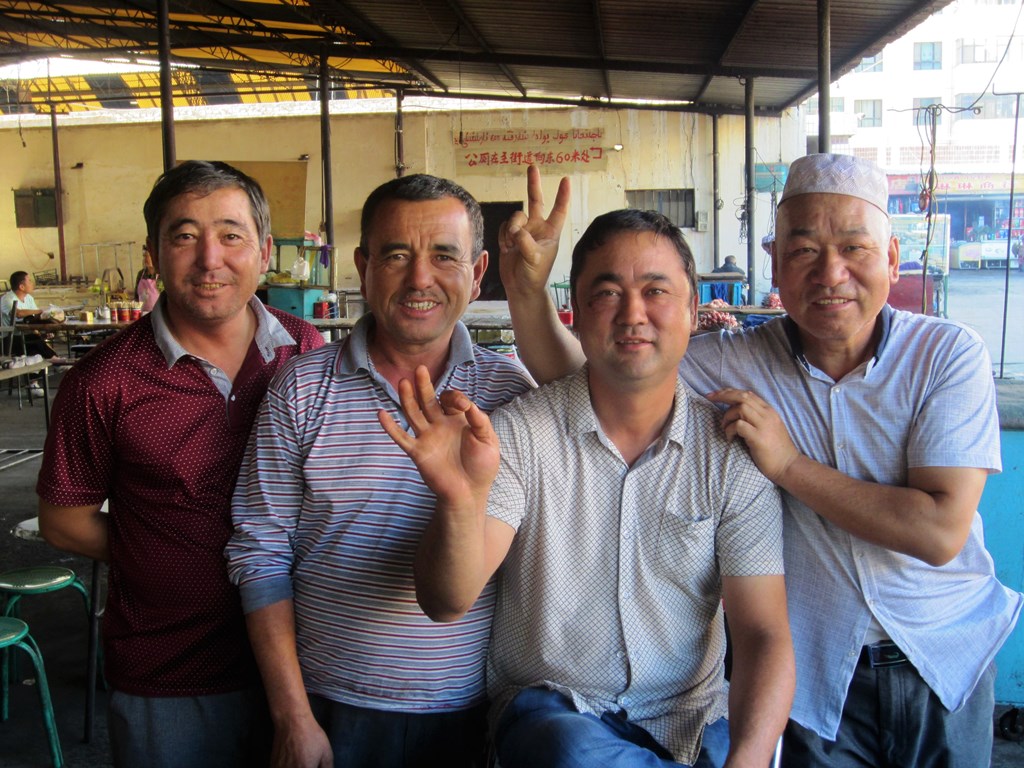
top-left (682, 306), bottom-right (1022, 740)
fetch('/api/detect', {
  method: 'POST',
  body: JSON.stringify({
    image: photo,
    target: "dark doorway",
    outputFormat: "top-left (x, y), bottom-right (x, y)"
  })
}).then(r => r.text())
top-left (478, 201), bottom-right (524, 301)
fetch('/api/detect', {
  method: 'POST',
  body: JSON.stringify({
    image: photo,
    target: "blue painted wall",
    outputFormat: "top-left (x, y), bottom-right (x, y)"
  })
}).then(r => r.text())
top-left (984, 424), bottom-right (1024, 705)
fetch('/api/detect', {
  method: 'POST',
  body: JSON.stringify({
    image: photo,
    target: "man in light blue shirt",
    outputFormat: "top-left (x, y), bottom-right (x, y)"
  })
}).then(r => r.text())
top-left (502, 158), bottom-right (1022, 767)
top-left (2, 270), bottom-right (60, 366)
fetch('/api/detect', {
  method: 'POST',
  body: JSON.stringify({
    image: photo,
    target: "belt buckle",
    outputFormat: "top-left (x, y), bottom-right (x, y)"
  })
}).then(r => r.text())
top-left (867, 641), bottom-right (908, 668)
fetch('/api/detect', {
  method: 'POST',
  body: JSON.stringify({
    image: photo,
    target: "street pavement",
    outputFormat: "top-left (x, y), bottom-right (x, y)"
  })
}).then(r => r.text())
top-left (946, 266), bottom-right (1024, 378)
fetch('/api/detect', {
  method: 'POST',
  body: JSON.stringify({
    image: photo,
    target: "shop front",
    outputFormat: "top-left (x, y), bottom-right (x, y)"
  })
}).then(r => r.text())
top-left (888, 173), bottom-right (1024, 266)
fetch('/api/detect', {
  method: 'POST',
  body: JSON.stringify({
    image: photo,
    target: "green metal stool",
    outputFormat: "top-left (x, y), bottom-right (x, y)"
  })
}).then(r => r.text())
top-left (0, 566), bottom-right (92, 694)
top-left (0, 566), bottom-right (91, 618)
top-left (0, 616), bottom-right (64, 767)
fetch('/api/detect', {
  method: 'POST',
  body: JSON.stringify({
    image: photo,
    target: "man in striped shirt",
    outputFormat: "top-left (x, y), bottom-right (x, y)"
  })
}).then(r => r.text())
top-left (226, 174), bottom-right (534, 767)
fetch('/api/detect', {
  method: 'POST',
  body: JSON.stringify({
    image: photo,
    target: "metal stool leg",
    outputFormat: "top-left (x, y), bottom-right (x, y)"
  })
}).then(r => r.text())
top-left (84, 560), bottom-right (104, 743)
top-left (0, 618), bottom-right (64, 767)
top-left (1, 643), bottom-right (9, 721)
top-left (0, 566), bottom-right (96, 742)
top-left (16, 632), bottom-right (65, 767)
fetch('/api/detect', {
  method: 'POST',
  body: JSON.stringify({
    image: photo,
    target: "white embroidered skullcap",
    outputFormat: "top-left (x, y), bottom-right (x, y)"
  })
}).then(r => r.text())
top-left (780, 153), bottom-right (889, 214)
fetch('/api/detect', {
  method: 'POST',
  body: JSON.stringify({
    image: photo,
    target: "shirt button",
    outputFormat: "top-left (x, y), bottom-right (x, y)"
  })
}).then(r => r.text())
top-left (230, 395), bottom-right (236, 402)
top-left (833, 387), bottom-right (841, 395)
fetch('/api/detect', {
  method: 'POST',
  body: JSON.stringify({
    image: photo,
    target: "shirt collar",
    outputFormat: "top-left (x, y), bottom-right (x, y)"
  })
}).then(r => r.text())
top-left (338, 313), bottom-right (476, 378)
top-left (151, 294), bottom-right (297, 367)
top-left (782, 304), bottom-right (894, 370)
top-left (566, 366), bottom-right (688, 452)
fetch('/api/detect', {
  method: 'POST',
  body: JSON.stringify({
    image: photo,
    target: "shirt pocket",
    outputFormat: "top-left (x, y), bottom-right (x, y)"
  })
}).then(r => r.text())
top-left (653, 511), bottom-right (718, 593)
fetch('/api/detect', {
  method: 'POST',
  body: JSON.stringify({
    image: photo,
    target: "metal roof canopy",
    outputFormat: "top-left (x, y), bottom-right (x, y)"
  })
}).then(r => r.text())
top-left (0, 0), bottom-right (952, 115)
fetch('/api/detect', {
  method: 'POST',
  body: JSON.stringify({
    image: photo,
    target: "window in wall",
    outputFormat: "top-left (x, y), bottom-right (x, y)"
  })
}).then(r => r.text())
top-left (855, 99), bottom-right (883, 128)
top-left (13, 189), bottom-right (58, 228)
top-left (955, 92), bottom-right (1017, 120)
top-left (807, 96), bottom-right (845, 112)
top-left (625, 189), bottom-right (696, 229)
top-left (914, 42), bottom-right (942, 70)
top-left (958, 38), bottom-right (1000, 63)
top-left (855, 53), bottom-right (883, 73)
top-left (955, 93), bottom-right (980, 118)
top-left (913, 98), bottom-right (943, 126)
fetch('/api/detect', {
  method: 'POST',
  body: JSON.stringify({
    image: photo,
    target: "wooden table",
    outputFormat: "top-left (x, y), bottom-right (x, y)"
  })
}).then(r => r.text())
top-left (19, 320), bottom-right (130, 358)
top-left (0, 360), bottom-right (52, 428)
top-left (19, 320), bottom-right (131, 333)
top-left (311, 300), bottom-right (515, 341)
top-left (310, 303), bottom-right (785, 341)
top-left (698, 305), bottom-right (786, 317)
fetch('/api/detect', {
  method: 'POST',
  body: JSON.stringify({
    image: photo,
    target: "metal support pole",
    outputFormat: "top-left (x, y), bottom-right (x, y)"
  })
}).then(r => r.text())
top-left (745, 77), bottom-right (756, 305)
top-left (998, 91), bottom-right (1021, 379)
top-left (158, 0), bottom-right (175, 171)
top-left (49, 105), bottom-right (68, 281)
top-left (818, 0), bottom-right (831, 153)
top-left (922, 110), bottom-right (939, 316)
top-left (712, 116), bottom-right (720, 268)
top-left (395, 89), bottom-right (406, 178)
top-left (319, 49), bottom-right (335, 289)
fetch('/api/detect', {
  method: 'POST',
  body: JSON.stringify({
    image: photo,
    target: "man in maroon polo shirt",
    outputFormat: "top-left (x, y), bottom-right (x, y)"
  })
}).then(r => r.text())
top-left (36, 161), bottom-right (323, 767)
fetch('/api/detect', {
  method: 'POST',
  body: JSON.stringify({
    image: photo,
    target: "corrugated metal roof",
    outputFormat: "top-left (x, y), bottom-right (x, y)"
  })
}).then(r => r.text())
top-left (0, 0), bottom-right (953, 114)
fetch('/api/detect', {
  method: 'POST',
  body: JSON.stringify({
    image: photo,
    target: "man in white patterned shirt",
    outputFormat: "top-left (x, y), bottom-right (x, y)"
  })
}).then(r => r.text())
top-left (383, 203), bottom-right (795, 768)
top-left (502, 157), bottom-right (1022, 767)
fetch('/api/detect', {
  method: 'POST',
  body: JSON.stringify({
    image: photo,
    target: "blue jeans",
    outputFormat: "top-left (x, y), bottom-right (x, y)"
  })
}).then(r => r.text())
top-left (308, 694), bottom-right (489, 767)
top-left (108, 686), bottom-right (271, 768)
top-left (495, 687), bottom-right (730, 768)
top-left (782, 657), bottom-right (996, 768)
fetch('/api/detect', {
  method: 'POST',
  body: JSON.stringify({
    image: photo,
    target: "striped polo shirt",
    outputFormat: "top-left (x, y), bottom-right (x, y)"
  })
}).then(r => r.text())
top-left (227, 314), bottom-right (534, 711)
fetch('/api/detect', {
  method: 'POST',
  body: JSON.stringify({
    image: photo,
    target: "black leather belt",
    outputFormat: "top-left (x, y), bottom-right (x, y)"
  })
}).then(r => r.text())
top-left (860, 641), bottom-right (910, 668)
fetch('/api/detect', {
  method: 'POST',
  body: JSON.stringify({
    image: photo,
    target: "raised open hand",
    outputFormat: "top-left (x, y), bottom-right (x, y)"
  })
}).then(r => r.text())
top-left (378, 365), bottom-right (500, 508)
top-left (499, 164), bottom-right (571, 296)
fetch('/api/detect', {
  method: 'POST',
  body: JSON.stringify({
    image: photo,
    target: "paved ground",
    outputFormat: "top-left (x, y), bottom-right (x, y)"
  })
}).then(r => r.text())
top-left (946, 266), bottom-right (1024, 377)
top-left (1, 275), bottom-right (1023, 765)
top-left (2, 366), bottom-right (112, 767)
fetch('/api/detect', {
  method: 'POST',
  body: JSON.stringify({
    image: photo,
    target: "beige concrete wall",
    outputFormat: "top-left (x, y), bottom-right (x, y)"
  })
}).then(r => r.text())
top-left (0, 105), bottom-right (801, 302)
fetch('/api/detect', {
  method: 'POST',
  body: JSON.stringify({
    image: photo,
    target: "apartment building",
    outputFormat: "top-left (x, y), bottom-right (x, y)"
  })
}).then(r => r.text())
top-left (805, 0), bottom-right (1024, 257)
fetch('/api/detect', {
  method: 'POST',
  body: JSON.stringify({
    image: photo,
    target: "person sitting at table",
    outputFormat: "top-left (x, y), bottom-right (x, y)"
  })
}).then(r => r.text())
top-left (1, 270), bottom-right (62, 362)
top-left (708, 256), bottom-right (743, 302)
top-left (711, 255), bottom-right (743, 274)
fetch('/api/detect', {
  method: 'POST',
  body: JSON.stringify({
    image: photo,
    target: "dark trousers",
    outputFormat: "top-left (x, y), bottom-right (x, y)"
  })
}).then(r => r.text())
top-left (108, 686), bottom-right (272, 768)
top-left (782, 654), bottom-right (996, 768)
top-left (21, 330), bottom-right (57, 359)
top-left (309, 694), bottom-right (489, 768)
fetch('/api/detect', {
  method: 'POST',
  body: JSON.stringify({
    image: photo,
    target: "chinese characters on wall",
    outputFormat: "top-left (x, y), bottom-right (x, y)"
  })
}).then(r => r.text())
top-left (455, 127), bottom-right (608, 172)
